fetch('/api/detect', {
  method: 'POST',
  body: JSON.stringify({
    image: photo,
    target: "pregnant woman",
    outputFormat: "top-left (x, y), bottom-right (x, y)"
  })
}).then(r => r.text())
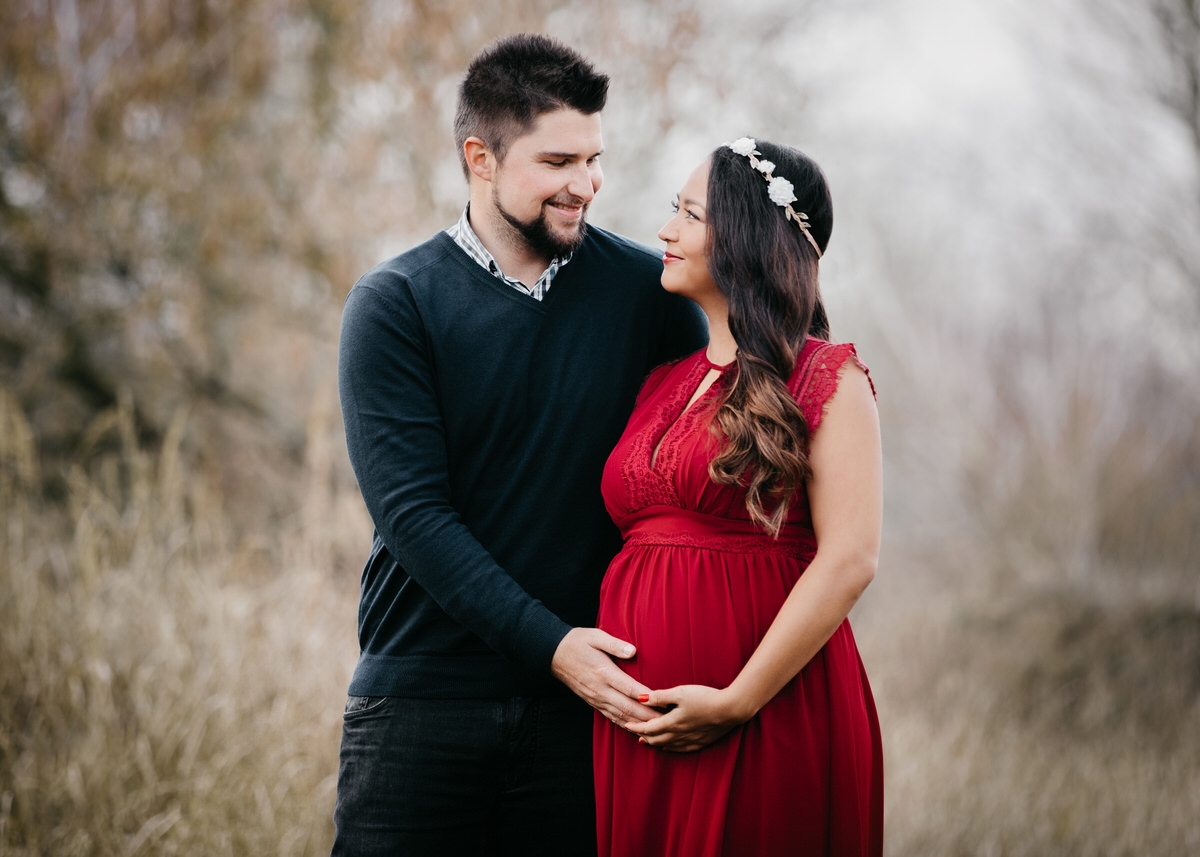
top-left (594, 138), bottom-right (884, 857)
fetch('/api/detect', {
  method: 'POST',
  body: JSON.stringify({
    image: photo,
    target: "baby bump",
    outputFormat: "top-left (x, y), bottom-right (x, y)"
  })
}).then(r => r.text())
top-left (597, 543), bottom-right (803, 691)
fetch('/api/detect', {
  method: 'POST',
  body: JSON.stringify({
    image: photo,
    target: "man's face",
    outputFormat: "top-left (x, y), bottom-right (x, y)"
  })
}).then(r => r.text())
top-left (487, 108), bottom-right (605, 259)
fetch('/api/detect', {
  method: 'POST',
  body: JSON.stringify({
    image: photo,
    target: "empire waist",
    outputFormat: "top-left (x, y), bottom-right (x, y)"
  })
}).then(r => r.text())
top-left (618, 505), bottom-right (816, 560)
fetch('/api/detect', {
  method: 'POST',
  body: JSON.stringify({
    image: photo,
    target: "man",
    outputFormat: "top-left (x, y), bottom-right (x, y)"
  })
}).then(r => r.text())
top-left (333, 34), bottom-right (707, 855)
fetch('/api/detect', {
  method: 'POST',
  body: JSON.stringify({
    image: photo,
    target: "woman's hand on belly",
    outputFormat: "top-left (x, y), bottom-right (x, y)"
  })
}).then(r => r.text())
top-left (623, 684), bottom-right (754, 753)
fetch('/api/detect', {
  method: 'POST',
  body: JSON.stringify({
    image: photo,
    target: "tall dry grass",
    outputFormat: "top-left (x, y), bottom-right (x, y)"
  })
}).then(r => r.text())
top-left (0, 388), bottom-right (363, 856)
top-left (857, 576), bottom-right (1200, 856)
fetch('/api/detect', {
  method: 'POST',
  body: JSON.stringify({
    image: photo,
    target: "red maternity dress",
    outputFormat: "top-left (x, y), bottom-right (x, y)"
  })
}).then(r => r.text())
top-left (593, 338), bottom-right (883, 857)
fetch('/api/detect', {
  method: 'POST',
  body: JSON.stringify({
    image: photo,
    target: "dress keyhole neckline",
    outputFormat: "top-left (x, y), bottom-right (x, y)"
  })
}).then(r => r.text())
top-left (704, 353), bottom-right (735, 372)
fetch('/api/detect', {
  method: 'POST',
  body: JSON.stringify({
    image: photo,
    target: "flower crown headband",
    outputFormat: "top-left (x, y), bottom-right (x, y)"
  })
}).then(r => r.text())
top-left (725, 138), bottom-right (822, 258)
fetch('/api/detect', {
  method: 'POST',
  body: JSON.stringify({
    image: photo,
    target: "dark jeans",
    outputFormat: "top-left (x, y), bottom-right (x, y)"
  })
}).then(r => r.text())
top-left (331, 695), bottom-right (597, 857)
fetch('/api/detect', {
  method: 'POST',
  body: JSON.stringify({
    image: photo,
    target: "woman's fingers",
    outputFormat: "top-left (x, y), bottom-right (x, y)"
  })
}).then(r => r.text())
top-left (620, 685), bottom-right (745, 752)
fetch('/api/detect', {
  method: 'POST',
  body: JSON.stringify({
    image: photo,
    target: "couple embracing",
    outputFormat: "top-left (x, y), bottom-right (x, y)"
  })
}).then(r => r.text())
top-left (333, 34), bottom-right (883, 857)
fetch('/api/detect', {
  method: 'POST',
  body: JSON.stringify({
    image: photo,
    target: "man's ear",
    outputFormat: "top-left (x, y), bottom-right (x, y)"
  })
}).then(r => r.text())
top-left (463, 137), bottom-right (495, 182)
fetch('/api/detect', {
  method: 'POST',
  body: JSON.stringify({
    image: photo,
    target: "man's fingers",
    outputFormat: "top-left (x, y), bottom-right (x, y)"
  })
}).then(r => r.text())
top-left (616, 672), bottom-right (651, 703)
top-left (609, 698), bottom-right (660, 724)
top-left (587, 629), bottom-right (636, 660)
top-left (552, 628), bottom-right (663, 723)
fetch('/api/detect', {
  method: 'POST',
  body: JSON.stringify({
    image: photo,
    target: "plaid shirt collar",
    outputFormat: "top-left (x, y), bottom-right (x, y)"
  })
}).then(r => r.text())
top-left (445, 205), bottom-right (572, 301)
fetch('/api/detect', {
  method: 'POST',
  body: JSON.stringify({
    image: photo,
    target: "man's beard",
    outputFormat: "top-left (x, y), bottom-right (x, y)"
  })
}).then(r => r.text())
top-left (494, 193), bottom-right (589, 260)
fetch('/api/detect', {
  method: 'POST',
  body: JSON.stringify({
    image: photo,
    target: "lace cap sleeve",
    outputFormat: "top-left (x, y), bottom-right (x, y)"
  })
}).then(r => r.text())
top-left (788, 340), bottom-right (876, 434)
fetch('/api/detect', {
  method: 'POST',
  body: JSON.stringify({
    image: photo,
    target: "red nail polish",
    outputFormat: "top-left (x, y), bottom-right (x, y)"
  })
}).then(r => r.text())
top-left (637, 694), bottom-right (650, 703)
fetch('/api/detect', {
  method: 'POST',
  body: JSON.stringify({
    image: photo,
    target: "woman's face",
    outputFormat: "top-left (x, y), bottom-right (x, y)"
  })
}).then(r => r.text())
top-left (658, 159), bottom-right (721, 305)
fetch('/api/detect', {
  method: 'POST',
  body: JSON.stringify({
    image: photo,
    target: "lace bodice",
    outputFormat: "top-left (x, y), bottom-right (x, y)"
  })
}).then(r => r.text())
top-left (601, 338), bottom-right (872, 536)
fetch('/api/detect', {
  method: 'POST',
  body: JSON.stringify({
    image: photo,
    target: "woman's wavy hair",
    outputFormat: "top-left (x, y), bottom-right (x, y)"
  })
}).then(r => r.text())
top-left (705, 139), bottom-right (833, 535)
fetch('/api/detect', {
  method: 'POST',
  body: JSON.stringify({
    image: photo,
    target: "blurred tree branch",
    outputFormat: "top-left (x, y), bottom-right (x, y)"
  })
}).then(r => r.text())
top-left (0, 0), bottom-right (734, 528)
top-left (1152, 0), bottom-right (1200, 178)
top-left (2, 0), bottom-right (294, 453)
top-left (1113, 0), bottom-right (1200, 298)
top-left (1065, 0), bottom-right (1200, 322)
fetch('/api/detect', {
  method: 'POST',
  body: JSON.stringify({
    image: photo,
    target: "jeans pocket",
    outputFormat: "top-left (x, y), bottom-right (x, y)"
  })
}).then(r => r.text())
top-left (344, 695), bottom-right (389, 718)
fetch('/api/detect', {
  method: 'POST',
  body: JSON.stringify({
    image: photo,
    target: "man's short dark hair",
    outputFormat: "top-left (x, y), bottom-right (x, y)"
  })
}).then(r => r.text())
top-left (454, 34), bottom-right (609, 177)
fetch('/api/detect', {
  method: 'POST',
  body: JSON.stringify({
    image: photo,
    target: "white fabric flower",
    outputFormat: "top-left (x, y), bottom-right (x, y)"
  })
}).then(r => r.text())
top-left (767, 176), bottom-right (797, 206)
top-left (727, 137), bottom-right (757, 156)
top-left (723, 138), bottom-right (823, 258)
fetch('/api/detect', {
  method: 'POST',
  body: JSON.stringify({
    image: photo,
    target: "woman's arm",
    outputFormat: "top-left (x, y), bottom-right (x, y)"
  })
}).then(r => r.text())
top-left (625, 361), bottom-right (882, 752)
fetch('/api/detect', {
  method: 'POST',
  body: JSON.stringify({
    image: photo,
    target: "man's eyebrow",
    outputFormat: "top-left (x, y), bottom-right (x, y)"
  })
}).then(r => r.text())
top-left (538, 148), bottom-right (606, 160)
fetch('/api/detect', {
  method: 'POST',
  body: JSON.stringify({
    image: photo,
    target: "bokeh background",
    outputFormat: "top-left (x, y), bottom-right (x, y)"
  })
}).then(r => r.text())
top-left (2, 0), bottom-right (1198, 854)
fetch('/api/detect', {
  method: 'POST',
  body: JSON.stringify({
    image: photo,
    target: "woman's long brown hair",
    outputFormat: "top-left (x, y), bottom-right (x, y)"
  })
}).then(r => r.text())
top-left (705, 140), bottom-right (833, 535)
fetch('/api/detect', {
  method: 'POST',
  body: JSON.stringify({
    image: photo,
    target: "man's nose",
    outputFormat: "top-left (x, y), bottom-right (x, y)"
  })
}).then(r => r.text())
top-left (566, 162), bottom-right (599, 203)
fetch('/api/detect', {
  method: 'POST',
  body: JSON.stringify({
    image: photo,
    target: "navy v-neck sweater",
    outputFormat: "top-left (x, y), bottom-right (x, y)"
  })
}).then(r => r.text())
top-left (338, 226), bottom-right (708, 698)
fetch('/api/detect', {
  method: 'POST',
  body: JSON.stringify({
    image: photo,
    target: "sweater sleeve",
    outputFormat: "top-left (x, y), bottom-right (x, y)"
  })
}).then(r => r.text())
top-left (656, 291), bottom-right (709, 367)
top-left (337, 280), bottom-right (571, 674)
